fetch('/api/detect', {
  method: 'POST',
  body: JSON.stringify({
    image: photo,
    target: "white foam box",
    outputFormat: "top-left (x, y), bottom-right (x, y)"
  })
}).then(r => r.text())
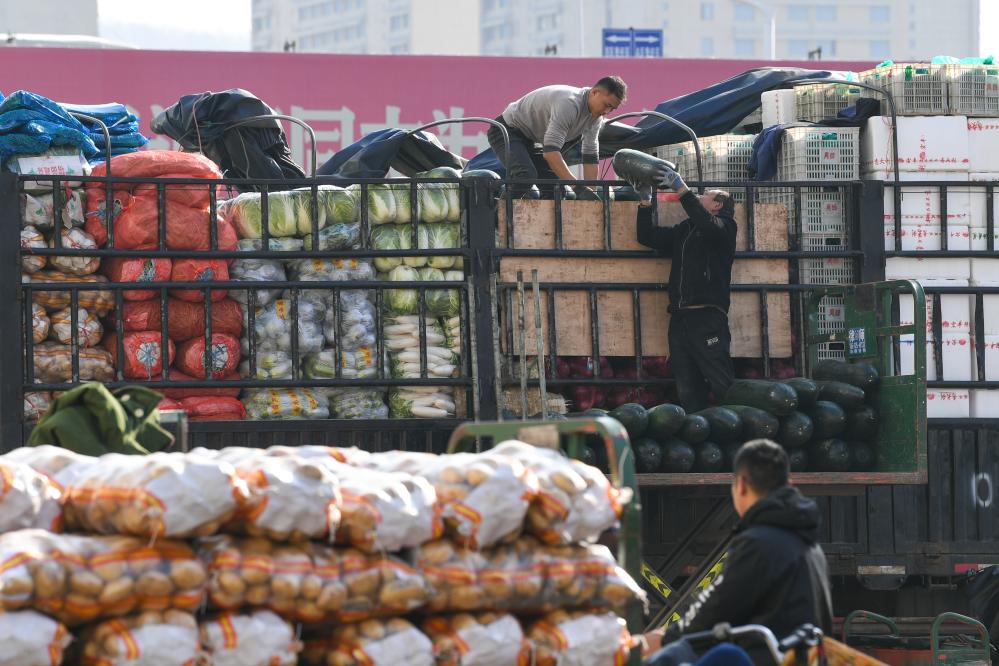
top-left (761, 89), bottom-right (795, 128)
top-left (883, 224), bottom-right (971, 251)
top-left (887, 257), bottom-right (971, 280)
top-left (971, 389), bottom-right (999, 417)
top-left (862, 115), bottom-right (970, 173)
top-left (971, 284), bottom-right (999, 335)
top-left (968, 172), bottom-right (999, 248)
top-left (971, 259), bottom-right (999, 283)
top-left (899, 333), bottom-right (973, 380)
top-left (979, 333), bottom-right (999, 379)
top-left (927, 389), bottom-right (970, 418)
top-left (900, 279), bottom-right (971, 333)
top-left (866, 170), bottom-right (971, 227)
top-left (968, 119), bottom-right (999, 172)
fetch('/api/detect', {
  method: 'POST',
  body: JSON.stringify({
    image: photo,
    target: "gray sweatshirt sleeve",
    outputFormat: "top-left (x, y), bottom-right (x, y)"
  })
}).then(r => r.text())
top-left (541, 96), bottom-right (578, 154)
top-left (581, 118), bottom-right (601, 164)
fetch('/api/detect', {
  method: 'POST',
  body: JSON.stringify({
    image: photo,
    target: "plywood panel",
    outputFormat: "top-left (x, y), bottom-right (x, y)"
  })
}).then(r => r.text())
top-left (499, 257), bottom-right (789, 285)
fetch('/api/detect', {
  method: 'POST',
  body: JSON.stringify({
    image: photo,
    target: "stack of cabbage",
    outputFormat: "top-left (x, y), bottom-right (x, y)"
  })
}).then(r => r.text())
top-left (367, 169), bottom-right (464, 419)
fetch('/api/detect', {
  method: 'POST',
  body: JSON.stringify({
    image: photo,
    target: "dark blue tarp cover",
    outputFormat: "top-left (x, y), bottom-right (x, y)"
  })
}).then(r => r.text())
top-left (317, 128), bottom-right (465, 179)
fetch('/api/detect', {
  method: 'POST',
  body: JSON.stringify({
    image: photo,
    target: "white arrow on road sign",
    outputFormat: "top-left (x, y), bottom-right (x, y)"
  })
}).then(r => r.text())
top-left (605, 34), bottom-right (631, 43)
top-left (634, 34), bottom-right (659, 43)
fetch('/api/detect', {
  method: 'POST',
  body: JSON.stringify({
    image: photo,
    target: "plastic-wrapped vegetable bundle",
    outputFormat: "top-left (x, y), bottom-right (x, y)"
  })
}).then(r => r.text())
top-left (242, 388), bottom-right (331, 420)
top-left (200, 611), bottom-right (301, 666)
top-left (0, 529), bottom-right (207, 625)
top-left (415, 167), bottom-right (462, 224)
top-left (21, 189), bottom-right (86, 229)
top-left (77, 610), bottom-right (200, 666)
top-left (239, 351), bottom-right (294, 380)
top-left (422, 613), bottom-right (527, 666)
top-left (526, 611), bottom-right (632, 666)
top-left (328, 389), bottom-right (388, 420)
top-left (30, 303), bottom-right (50, 344)
top-left (0, 610), bottom-right (72, 666)
top-left (242, 298), bottom-right (324, 355)
top-left (324, 290), bottom-right (377, 351)
top-left (3, 445), bottom-right (96, 487)
top-left (385, 316), bottom-right (456, 378)
top-left (304, 348), bottom-right (378, 381)
top-left (23, 391), bottom-right (52, 422)
top-left (370, 224), bottom-right (460, 274)
top-left (302, 618), bottom-right (434, 666)
top-left (34, 342), bottom-right (115, 383)
top-left (221, 190), bottom-right (300, 239)
top-left (0, 459), bottom-right (62, 533)
top-left (62, 451), bottom-right (249, 538)
top-left (295, 185), bottom-right (360, 244)
top-left (230, 246), bottom-right (287, 307)
top-left (49, 306), bottom-right (103, 347)
top-left (20, 226), bottom-right (46, 273)
top-left (48, 227), bottom-right (100, 276)
top-left (286, 259), bottom-right (376, 311)
top-left (26, 271), bottom-right (115, 315)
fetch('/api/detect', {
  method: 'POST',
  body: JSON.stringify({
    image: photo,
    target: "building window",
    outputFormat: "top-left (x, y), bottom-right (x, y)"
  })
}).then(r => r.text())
top-left (701, 36), bottom-right (714, 55)
top-left (389, 42), bottom-right (409, 54)
top-left (870, 6), bottom-right (890, 21)
top-left (815, 5), bottom-right (836, 21)
top-left (734, 3), bottom-right (755, 21)
top-left (869, 39), bottom-right (890, 58)
top-left (390, 14), bottom-right (409, 31)
top-left (814, 39), bottom-right (836, 56)
top-left (787, 5), bottom-right (808, 21)
top-left (787, 39), bottom-right (808, 58)
top-left (536, 13), bottom-right (558, 30)
top-left (734, 38), bottom-right (755, 56)
top-left (700, 2), bottom-right (714, 20)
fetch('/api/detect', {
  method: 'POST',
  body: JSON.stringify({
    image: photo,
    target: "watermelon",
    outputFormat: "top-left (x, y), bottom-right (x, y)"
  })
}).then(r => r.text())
top-left (693, 442), bottom-right (724, 473)
top-left (812, 439), bottom-right (851, 472)
top-left (610, 403), bottom-right (649, 439)
top-left (660, 439), bottom-right (695, 473)
top-left (646, 403), bottom-right (686, 440)
top-left (634, 437), bottom-right (662, 473)
top-left (788, 448), bottom-right (809, 473)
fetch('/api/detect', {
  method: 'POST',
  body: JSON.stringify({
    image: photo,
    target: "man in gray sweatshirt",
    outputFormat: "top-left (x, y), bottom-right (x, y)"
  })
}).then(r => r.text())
top-left (487, 76), bottom-right (626, 198)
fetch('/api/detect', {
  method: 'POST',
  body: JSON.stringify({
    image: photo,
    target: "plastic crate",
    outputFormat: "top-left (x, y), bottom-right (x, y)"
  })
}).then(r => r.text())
top-left (799, 255), bottom-right (855, 286)
top-left (861, 64), bottom-right (948, 116)
top-left (758, 187), bottom-right (850, 236)
top-left (776, 127), bottom-right (860, 181)
top-left (653, 134), bottom-right (756, 182)
top-left (816, 342), bottom-right (846, 361)
top-left (816, 295), bottom-right (846, 334)
top-left (794, 83), bottom-right (863, 122)
top-left (946, 64), bottom-right (999, 116)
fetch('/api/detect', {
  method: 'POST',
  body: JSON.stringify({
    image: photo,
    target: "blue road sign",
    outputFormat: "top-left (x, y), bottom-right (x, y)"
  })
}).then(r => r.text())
top-left (602, 28), bottom-right (663, 57)
top-left (632, 28), bottom-right (663, 57)
top-left (602, 28), bottom-right (633, 57)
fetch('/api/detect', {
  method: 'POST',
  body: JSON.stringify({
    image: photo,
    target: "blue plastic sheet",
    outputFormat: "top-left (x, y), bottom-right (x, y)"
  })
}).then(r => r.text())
top-left (60, 101), bottom-right (148, 161)
top-left (0, 91), bottom-right (98, 167)
top-left (317, 127), bottom-right (465, 179)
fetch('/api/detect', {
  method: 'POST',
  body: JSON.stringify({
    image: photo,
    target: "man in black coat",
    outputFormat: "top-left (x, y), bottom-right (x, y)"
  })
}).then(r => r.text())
top-left (636, 166), bottom-right (737, 412)
top-left (643, 440), bottom-right (834, 665)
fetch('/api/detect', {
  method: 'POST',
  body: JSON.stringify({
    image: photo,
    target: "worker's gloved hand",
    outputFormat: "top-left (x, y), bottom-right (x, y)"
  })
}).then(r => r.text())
top-left (574, 185), bottom-right (601, 201)
top-left (657, 166), bottom-right (687, 192)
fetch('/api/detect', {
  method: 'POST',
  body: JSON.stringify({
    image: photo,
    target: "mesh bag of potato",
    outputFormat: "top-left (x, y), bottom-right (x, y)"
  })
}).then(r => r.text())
top-left (3, 445), bottom-right (96, 487)
top-left (422, 612), bottom-right (528, 666)
top-left (413, 537), bottom-right (643, 614)
top-left (0, 459), bottom-right (63, 533)
top-left (357, 451), bottom-right (538, 549)
top-left (192, 447), bottom-right (343, 543)
top-left (0, 610), bottom-right (72, 666)
top-left (524, 610), bottom-right (632, 666)
top-left (269, 445), bottom-right (441, 552)
top-left (198, 536), bottom-right (429, 623)
top-left (302, 618), bottom-right (434, 666)
top-left (0, 529), bottom-right (206, 626)
top-left (76, 610), bottom-right (200, 666)
top-left (199, 610), bottom-right (301, 666)
top-left (62, 452), bottom-right (250, 539)
top-left (487, 440), bottom-right (624, 545)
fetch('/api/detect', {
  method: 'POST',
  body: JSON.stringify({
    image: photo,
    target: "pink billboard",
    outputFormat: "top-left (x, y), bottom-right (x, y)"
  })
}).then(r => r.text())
top-left (0, 48), bottom-right (873, 168)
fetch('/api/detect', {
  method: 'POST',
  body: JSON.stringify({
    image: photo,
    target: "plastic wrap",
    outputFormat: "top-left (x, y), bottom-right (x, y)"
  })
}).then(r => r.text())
top-left (199, 537), bottom-right (429, 622)
top-left (242, 388), bottom-right (330, 420)
top-left (20, 226), bottom-right (47, 273)
top-left (238, 351), bottom-right (293, 380)
top-left (304, 348), bottom-right (378, 381)
top-left (179, 396), bottom-right (246, 421)
top-left (325, 290), bottom-right (377, 351)
top-left (328, 389), bottom-right (388, 420)
top-left (221, 191), bottom-right (300, 239)
top-left (77, 610), bottom-right (200, 666)
top-left (21, 189), bottom-right (86, 229)
top-left (62, 452), bottom-right (249, 538)
top-left (200, 610), bottom-right (300, 666)
top-left (0, 610), bottom-right (71, 666)
top-left (0, 459), bottom-right (62, 533)
top-left (49, 307), bottom-right (103, 348)
top-left (286, 259), bottom-right (376, 309)
top-left (104, 332), bottom-right (175, 381)
top-left (0, 529), bottom-right (207, 625)
top-left (2, 445), bottom-right (96, 487)
top-left (243, 298), bottom-right (324, 355)
top-left (422, 613), bottom-right (527, 666)
top-left (47, 227), bottom-right (100, 276)
top-left (384, 315), bottom-right (458, 418)
top-left (22, 391), bottom-right (52, 422)
top-left (302, 618), bottom-right (434, 666)
top-left (230, 254), bottom-right (285, 307)
top-left (30, 302), bottom-right (50, 344)
top-left (101, 257), bottom-right (173, 302)
top-left (524, 610), bottom-right (631, 666)
top-left (25, 271), bottom-right (115, 315)
top-left (175, 333), bottom-right (241, 379)
top-left (33, 342), bottom-right (115, 383)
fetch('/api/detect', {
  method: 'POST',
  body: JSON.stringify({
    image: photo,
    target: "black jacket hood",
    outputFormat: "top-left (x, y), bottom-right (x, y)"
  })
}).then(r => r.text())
top-left (739, 485), bottom-right (821, 544)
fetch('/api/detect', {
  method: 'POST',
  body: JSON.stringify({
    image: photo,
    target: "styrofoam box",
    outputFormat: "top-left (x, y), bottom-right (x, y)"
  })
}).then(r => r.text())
top-left (761, 89), bottom-right (795, 128)
top-left (886, 257), bottom-right (971, 280)
top-left (862, 115), bottom-right (970, 173)
top-left (971, 389), bottom-right (999, 417)
top-left (969, 173), bottom-right (999, 241)
top-left (927, 389), bottom-right (970, 418)
top-left (883, 225), bottom-right (971, 251)
top-left (865, 170), bottom-right (971, 226)
top-left (980, 333), bottom-right (999, 380)
top-left (971, 259), bottom-right (999, 283)
top-left (900, 279), bottom-right (971, 332)
top-left (899, 333), bottom-right (973, 380)
top-left (968, 119), bottom-right (999, 172)
top-left (972, 284), bottom-right (999, 335)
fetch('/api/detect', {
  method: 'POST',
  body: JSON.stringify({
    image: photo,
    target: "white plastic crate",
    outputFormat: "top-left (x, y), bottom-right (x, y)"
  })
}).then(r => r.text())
top-left (947, 64), bottom-right (999, 116)
top-left (815, 295), bottom-right (845, 334)
top-left (861, 64), bottom-right (949, 116)
top-left (776, 127), bottom-right (859, 181)
top-left (759, 187), bottom-right (849, 236)
top-left (816, 343), bottom-right (846, 362)
top-left (799, 256), bottom-right (855, 285)
top-left (654, 134), bottom-right (756, 183)
top-left (794, 83), bottom-right (863, 122)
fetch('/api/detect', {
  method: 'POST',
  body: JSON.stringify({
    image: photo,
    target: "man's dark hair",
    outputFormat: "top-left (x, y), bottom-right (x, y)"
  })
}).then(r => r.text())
top-left (594, 76), bottom-right (627, 100)
top-left (733, 439), bottom-right (789, 494)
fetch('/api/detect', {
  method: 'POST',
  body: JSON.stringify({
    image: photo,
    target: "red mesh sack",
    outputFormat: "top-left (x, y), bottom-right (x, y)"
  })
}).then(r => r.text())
top-left (102, 257), bottom-right (172, 301)
top-left (157, 397), bottom-right (185, 412)
top-left (175, 333), bottom-right (240, 379)
top-left (85, 191), bottom-right (237, 251)
top-left (180, 396), bottom-right (246, 421)
top-left (160, 369), bottom-right (242, 399)
top-left (116, 298), bottom-right (243, 341)
top-left (104, 332), bottom-right (177, 380)
top-left (171, 259), bottom-right (229, 302)
top-left (90, 150), bottom-right (223, 180)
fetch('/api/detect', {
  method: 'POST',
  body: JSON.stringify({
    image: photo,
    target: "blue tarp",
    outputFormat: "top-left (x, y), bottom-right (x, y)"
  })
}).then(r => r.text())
top-left (0, 90), bottom-right (98, 167)
top-left (317, 127), bottom-right (465, 179)
top-left (60, 102), bottom-right (149, 162)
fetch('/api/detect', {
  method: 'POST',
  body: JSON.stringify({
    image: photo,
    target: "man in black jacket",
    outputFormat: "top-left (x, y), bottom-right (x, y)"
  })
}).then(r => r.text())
top-left (643, 440), bottom-right (834, 665)
top-left (637, 165), bottom-right (737, 412)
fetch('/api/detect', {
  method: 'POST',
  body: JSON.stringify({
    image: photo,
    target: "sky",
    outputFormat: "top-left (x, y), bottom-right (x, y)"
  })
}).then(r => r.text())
top-left (98, 0), bottom-right (251, 51)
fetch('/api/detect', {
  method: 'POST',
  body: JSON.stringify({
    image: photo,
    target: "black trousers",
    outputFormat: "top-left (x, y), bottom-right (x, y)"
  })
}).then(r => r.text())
top-left (487, 116), bottom-right (558, 197)
top-left (668, 308), bottom-right (734, 413)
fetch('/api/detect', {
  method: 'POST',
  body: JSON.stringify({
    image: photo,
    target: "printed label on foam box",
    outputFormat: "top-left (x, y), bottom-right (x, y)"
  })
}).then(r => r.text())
top-left (927, 389), bottom-right (970, 418)
top-left (862, 116), bottom-right (970, 172)
top-left (900, 333), bottom-right (973, 381)
top-left (870, 171), bottom-right (972, 225)
top-left (900, 283), bottom-right (971, 333)
top-left (884, 225), bottom-right (970, 251)
top-left (977, 334), bottom-right (999, 380)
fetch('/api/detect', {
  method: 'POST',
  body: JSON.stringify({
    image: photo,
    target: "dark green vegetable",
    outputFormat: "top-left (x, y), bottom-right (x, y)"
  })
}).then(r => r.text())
top-left (723, 405), bottom-right (780, 440)
top-left (693, 441), bottom-right (725, 472)
top-left (850, 441), bottom-right (876, 471)
top-left (805, 401), bottom-right (847, 440)
top-left (816, 381), bottom-right (866, 410)
top-left (782, 378), bottom-right (819, 409)
top-left (677, 414), bottom-right (711, 444)
top-left (788, 448), bottom-right (809, 472)
top-left (634, 437), bottom-right (663, 473)
top-left (660, 438), bottom-right (696, 473)
top-left (724, 379), bottom-right (798, 416)
top-left (778, 412), bottom-right (814, 449)
top-left (694, 407), bottom-right (742, 444)
top-left (812, 359), bottom-right (879, 393)
top-left (612, 149), bottom-right (675, 186)
top-left (583, 408), bottom-right (609, 417)
top-left (610, 403), bottom-right (649, 440)
top-left (646, 403), bottom-right (687, 440)
top-left (845, 406), bottom-right (879, 441)
top-left (812, 438), bottom-right (851, 472)
top-left (721, 442), bottom-right (741, 472)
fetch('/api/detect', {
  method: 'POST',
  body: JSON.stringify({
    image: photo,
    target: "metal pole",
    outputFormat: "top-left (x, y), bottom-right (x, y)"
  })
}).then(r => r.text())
top-left (768, 13), bottom-right (776, 60)
top-left (579, 0), bottom-right (585, 57)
